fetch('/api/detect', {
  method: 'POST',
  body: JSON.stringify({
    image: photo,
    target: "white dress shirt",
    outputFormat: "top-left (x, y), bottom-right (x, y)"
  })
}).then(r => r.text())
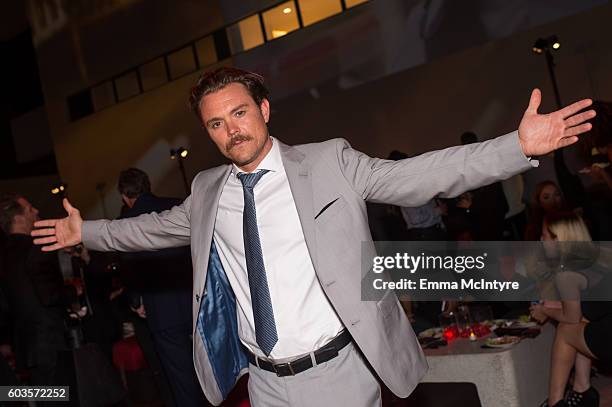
top-left (213, 137), bottom-right (345, 359)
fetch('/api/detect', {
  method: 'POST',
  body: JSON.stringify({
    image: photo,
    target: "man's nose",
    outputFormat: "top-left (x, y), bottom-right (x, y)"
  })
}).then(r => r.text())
top-left (227, 120), bottom-right (240, 136)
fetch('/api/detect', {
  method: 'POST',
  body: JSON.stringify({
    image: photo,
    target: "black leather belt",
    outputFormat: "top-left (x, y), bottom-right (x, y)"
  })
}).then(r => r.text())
top-left (247, 330), bottom-right (352, 377)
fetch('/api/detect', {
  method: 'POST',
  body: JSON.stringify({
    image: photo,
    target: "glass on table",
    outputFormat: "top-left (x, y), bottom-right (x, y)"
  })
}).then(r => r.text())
top-left (456, 304), bottom-right (472, 337)
top-left (438, 311), bottom-right (458, 341)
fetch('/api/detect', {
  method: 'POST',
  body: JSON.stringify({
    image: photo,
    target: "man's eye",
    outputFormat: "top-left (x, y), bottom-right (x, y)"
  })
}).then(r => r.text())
top-left (235, 110), bottom-right (245, 117)
top-left (211, 122), bottom-right (221, 129)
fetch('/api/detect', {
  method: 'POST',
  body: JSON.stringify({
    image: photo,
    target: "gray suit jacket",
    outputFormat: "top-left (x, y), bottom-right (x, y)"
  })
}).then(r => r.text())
top-left (83, 131), bottom-right (535, 405)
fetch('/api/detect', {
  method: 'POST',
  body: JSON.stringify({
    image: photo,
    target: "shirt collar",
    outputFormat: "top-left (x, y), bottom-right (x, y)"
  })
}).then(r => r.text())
top-left (230, 136), bottom-right (282, 178)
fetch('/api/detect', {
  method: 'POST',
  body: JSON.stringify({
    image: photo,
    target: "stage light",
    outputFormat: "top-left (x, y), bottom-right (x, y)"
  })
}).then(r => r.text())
top-left (532, 38), bottom-right (547, 54)
top-left (532, 36), bottom-right (560, 54)
top-left (283, 7), bottom-right (292, 14)
top-left (170, 147), bottom-right (190, 195)
top-left (170, 147), bottom-right (189, 160)
top-left (51, 183), bottom-right (67, 195)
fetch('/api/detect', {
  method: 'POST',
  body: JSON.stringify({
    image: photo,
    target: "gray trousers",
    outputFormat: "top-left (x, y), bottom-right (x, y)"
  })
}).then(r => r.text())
top-left (247, 343), bottom-right (382, 407)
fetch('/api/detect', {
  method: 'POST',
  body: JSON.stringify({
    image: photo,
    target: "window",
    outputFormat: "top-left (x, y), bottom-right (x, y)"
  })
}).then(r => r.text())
top-left (227, 15), bottom-right (264, 53)
top-left (262, 1), bottom-right (300, 40)
top-left (298, 0), bottom-right (342, 26)
top-left (345, 0), bottom-right (368, 8)
top-left (140, 58), bottom-right (168, 91)
top-left (67, 90), bottom-right (93, 121)
top-left (91, 81), bottom-right (115, 111)
top-left (168, 46), bottom-right (197, 79)
top-left (196, 36), bottom-right (218, 67)
top-left (114, 71), bottom-right (140, 101)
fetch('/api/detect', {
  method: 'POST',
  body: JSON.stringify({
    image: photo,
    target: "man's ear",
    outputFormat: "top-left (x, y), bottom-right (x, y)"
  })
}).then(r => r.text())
top-left (260, 98), bottom-right (270, 123)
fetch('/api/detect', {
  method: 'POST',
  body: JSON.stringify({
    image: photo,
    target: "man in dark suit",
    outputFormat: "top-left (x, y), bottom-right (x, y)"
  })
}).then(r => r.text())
top-left (0, 193), bottom-right (77, 385)
top-left (117, 168), bottom-right (205, 407)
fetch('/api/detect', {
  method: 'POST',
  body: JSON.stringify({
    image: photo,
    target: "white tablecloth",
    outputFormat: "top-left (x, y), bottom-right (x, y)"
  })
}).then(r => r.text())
top-left (422, 324), bottom-right (554, 407)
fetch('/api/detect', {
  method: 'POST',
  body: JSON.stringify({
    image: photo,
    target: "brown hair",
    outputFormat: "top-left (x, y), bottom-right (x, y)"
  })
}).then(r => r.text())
top-left (0, 193), bottom-right (24, 234)
top-left (118, 168), bottom-right (151, 199)
top-left (189, 67), bottom-right (269, 124)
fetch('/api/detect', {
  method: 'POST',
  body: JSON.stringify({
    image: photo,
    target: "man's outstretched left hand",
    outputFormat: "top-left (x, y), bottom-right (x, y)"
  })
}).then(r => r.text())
top-left (518, 88), bottom-right (596, 157)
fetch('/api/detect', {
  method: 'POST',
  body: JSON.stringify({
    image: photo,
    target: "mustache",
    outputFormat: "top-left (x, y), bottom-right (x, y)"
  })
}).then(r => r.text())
top-left (226, 134), bottom-right (253, 151)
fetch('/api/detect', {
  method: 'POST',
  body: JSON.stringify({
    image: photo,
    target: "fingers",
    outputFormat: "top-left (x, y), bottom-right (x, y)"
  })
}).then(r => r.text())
top-left (565, 123), bottom-right (592, 138)
top-left (557, 136), bottom-right (579, 149)
top-left (559, 98), bottom-right (593, 119)
top-left (31, 228), bottom-right (56, 237)
top-left (33, 236), bottom-right (58, 245)
top-left (33, 219), bottom-right (58, 228)
top-left (41, 243), bottom-right (64, 252)
top-left (525, 88), bottom-right (542, 114)
top-left (63, 198), bottom-right (76, 214)
top-left (565, 109), bottom-right (596, 127)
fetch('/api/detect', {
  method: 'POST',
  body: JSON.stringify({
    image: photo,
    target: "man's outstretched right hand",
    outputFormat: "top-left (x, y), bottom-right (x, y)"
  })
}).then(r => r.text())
top-left (31, 198), bottom-right (83, 251)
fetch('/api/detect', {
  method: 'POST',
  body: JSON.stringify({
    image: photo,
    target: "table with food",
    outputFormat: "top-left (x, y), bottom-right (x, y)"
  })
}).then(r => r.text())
top-left (417, 316), bottom-right (554, 407)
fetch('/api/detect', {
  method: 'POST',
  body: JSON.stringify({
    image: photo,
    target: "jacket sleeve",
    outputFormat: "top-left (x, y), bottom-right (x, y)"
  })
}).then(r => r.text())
top-left (335, 131), bottom-right (537, 207)
top-left (82, 195), bottom-right (191, 252)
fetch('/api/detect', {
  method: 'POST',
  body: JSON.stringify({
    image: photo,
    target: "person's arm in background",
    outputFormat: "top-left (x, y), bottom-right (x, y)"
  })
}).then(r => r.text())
top-left (530, 271), bottom-right (586, 324)
top-left (587, 165), bottom-right (612, 190)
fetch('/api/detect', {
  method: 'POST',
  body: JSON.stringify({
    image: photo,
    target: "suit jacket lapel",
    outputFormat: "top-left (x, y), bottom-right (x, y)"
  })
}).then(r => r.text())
top-left (194, 165), bottom-right (231, 300)
top-left (278, 141), bottom-right (319, 270)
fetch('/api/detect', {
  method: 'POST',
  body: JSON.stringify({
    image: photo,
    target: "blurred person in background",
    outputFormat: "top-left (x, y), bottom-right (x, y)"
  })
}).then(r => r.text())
top-left (460, 131), bottom-right (509, 241)
top-left (117, 168), bottom-right (206, 407)
top-left (524, 180), bottom-right (566, 241)
top-left (530, 212), bottom-right (612, 407)
top-left (0, 192), bottom-right (79, 385)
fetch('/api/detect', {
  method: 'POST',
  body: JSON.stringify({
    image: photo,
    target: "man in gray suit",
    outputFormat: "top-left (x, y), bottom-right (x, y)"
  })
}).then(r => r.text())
top-left (33, 68), bottom-right (595, 406)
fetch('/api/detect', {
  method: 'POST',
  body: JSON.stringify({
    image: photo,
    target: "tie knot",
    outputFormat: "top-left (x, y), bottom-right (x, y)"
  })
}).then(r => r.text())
top-left (238, 170), bottom-right (269, 188)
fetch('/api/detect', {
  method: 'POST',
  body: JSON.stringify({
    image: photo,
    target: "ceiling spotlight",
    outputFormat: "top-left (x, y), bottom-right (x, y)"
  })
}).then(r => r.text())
top-left (51, 183), bottom-right (66, 195)
top-left (170, 147), bottom-right (189, 160)
top-left (283, 7), bottom-right (292, 14)
top-left (532, 35), bottom-right (560, 54)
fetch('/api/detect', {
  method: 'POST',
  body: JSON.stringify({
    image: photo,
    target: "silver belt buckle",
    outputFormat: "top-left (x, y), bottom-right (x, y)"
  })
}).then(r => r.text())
top-left (274, 361), bottom-right (295, 376)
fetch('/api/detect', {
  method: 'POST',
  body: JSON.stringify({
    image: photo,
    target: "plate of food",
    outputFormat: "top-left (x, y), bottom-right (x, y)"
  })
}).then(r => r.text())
top-left (418, 327), bottom-right (443, 339)
top-left (512, 321), bottom-right (538, 328)
top-left (512, 315), bottom-right (538, 328)
top-left (485, 336), bottom-right (521, 348)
